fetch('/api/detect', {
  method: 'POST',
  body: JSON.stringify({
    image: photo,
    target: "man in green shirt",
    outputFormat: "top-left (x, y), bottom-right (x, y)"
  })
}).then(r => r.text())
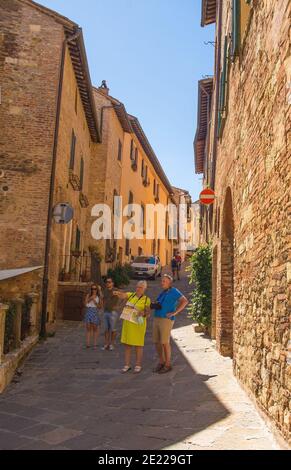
top-left (102, 278), bottom-right (120, 351)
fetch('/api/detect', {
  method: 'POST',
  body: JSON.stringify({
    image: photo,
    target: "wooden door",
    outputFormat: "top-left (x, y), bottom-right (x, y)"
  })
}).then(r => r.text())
top-left (63, 291), bottom-right (84, 321)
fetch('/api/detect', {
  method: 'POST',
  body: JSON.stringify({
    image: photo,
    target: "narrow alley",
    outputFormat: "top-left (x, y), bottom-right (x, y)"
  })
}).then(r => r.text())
top-left (0, 270), bottom-right (280, 450)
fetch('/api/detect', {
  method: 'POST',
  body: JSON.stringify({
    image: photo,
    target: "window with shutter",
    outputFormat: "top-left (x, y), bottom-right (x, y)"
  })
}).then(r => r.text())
top-left (217, 36), bottom-right (229, 138)
top-left (75, 227), bottom-right (81, 250)
top-left (130, 139), bottom-right (134, 160)
top-left (128, 191), bottom-right (133, 205)
top-left (127, 191), bottom-right (134, 216)
top-left (141, 203), bottom-right (145, 233)
top-left (80, 156), bottom-right (84, 190)
top-left (69, 130), bottom-right (76, 170)
top-left (118, 140), bottom-right (122, 161)
top-left (231, 0), bottom-right (240, 58)
top-left (125, 239), bottom-right (130, 256)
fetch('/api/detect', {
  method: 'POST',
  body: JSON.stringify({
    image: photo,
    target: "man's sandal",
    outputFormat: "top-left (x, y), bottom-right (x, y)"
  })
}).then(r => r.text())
top-left (158, 365), bottom-right (173, 374)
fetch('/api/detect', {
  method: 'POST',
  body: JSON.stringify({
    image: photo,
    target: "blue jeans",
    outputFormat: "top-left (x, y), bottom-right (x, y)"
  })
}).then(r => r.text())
top-left (104, 311), bottom-right (118, 332)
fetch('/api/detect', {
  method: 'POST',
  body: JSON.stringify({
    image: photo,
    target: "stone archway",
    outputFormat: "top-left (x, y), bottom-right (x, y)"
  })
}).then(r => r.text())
top-left (217, 187), bottom-right (234, 357)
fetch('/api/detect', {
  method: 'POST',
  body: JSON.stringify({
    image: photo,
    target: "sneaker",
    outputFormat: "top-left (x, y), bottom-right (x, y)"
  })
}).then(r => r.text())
top-left (158, 365), bottom-right (173, 374)
top-left (109, 345), bottom-right (115, 351)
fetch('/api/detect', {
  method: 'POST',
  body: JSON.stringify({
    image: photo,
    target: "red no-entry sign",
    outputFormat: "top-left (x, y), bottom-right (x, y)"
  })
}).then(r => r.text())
top-left (200, 188), bottom-right (215, 205)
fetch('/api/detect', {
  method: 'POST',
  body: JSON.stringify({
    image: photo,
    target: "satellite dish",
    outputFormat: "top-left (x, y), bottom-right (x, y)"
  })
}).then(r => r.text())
top-left (53, 203), bottom-right (74, 224)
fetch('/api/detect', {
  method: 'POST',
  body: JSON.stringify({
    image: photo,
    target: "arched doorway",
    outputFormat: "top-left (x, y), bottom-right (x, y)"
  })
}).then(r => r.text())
top-left (218, 188), bottom-right (234, 357)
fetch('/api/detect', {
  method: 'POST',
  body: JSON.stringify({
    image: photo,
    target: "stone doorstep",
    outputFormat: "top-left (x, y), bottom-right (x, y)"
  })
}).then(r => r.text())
top-left (0, 335), bottom-right (39, 394)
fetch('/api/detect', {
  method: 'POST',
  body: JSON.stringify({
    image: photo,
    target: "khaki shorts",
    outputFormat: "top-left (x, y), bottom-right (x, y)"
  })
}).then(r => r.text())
top-left (153, 317), bottom-right (174, 344)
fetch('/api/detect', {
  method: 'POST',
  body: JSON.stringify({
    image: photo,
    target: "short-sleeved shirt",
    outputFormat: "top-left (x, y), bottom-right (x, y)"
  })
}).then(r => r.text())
top-left (154, 288), bottom-right (183, 321)
top-left (103, 288), bottom-right (119, 312)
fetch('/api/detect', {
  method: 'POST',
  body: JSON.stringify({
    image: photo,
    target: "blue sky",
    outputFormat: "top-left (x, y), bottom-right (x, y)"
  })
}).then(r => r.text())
top-left (39, 0), bottom-right (215, 201)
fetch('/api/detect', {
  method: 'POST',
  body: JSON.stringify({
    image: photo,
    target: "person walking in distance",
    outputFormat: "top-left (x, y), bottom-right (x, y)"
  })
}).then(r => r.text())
top-left (175, 252), bottom-right (182, 280)
top-left (102, 278), bottom-right (119, 351)
top-left (171, 255), bottom-right (179, 281)
top-left (152, 274), bottom-right (188, 374)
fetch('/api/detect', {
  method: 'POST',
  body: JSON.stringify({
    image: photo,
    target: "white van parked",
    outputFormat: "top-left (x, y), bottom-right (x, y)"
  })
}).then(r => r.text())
top-left (131, 255), bottom-right (162, 280)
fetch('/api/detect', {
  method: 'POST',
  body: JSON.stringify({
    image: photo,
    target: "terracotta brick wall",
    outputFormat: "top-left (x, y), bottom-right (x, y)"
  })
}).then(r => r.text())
top-left (211, 0), bottom-right (290, 441)
top-left (0, 0), bottom-right (63, 269)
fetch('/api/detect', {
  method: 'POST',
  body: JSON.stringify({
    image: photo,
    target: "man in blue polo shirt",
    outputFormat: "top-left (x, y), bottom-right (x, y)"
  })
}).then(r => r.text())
top-left (153, 274), bottom-right (188, 374)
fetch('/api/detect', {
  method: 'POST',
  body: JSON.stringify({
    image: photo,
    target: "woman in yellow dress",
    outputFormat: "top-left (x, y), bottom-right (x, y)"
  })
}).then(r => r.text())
top-left (113, 281), bottom-right (151, 374)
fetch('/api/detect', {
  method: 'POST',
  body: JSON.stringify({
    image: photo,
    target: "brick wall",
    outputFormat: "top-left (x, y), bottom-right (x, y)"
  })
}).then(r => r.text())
top-left (0, 0), bottom-right (63, 269)
top-left (210, 0), bottom-right (290, 442)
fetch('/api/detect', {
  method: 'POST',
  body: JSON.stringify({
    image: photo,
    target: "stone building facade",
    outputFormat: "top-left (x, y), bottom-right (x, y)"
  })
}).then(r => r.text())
top-left (195, 0), bottom-right (290, 443)
top-left (90, 84), bottom-right (175, 270)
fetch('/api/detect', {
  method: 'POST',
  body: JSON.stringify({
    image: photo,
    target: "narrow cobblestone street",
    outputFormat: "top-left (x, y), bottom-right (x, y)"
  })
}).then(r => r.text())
top-left (0, 270), bottom-right (280, 450)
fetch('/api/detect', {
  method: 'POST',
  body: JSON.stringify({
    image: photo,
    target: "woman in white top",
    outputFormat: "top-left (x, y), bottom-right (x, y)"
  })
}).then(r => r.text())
top-left (84, 284), bottom-right (102, 349)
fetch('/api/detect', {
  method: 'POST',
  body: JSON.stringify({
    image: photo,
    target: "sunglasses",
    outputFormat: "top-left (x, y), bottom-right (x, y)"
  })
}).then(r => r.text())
top-left (91, 287), bottom-right (97, 291)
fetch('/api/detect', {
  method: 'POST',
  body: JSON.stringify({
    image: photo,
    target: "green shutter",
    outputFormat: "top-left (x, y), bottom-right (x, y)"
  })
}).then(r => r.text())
top-left (76, 227), bottom-right (81, 250)
top-left (231, 0), bottom-right (240, 58)
top-left (69, 130), bottom-right (76, 170)
top-left (217, 37), bottom-right (229, 138)
top-left (80, 157), bottom-right (84, 190)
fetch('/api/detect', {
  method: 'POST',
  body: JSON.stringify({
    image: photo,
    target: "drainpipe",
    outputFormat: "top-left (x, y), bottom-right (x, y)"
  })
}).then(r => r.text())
top-left (211, 0), bottom-right (223, 190)
top-left (40, 28), bottom-right (82, 338)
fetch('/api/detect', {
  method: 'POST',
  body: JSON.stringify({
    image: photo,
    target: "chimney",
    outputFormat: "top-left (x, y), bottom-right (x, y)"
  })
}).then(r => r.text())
top-left (98, 80), bottom-right (109, 96)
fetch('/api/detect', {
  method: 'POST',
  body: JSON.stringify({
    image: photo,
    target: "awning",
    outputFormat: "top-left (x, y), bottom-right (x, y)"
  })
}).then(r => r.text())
top-left (0, 266), bottom-right (43, 282)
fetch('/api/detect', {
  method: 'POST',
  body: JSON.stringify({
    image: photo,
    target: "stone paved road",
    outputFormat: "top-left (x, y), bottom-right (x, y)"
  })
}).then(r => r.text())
top-left (0, 268), bottom-right (281, 450)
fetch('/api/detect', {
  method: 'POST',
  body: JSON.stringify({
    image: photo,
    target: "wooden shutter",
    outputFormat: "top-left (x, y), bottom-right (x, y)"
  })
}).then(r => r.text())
top-left (69, 130), bottom-right (76, 170)
top-left (128, 191), bottom-right (133, 205)
top-left (76, 227), bottom-right (81, 250)
top-left (130, 139), bottom-right (134, 160)
top-left (217, 37), bottom-right (229, 138)
top-left (231, 0), bottom-right (240, 58)
top-left (125, 239), bottom-right (130, 256)
top-left (80, 157), bottom-right (84, 190)
top-left (118, 140), bottom-right (122, 161)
